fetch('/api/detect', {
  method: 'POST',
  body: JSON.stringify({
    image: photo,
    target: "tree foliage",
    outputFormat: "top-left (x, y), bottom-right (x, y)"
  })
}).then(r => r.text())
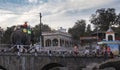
top-left (33, 23), bottom-right (51, 43)
top-left (85, 24), bottom-right (92, 36)
top-left (2, 26), bottom-right (15, 44)
top-left (90, 8), bottom-right (120, 31)
top-left (68, 19), bottom-right (86, 41)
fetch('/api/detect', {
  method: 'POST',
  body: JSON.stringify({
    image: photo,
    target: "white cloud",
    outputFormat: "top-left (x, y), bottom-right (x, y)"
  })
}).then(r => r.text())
top-left (33, 0), bottom-right (114, 29)
top-left (0, 10), bottom-right (17, 28)
top-left (28, 0), bottom-right (38, 3)
top-left (0, 0), bottom-right (118, 31)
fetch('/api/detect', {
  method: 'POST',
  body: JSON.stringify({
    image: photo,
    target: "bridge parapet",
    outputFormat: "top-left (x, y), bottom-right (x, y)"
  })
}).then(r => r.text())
top-left (0, 53), bottom-right (105, 70)
top-left (0, 45), bottom-right (96, 57)
top-left (0, 44), bottom-right (106, 70)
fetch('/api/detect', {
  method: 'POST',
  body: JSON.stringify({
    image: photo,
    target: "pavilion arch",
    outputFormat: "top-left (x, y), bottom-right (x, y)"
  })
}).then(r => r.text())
top-left (0, 65), bottom-right (7, 70)
top-left (52, 39), bottom-right (58, 46)
top-left (108, 35), bottom-right (113, 41)
top-left (45, 39), bottom-right (51, 47)
top-left (41, 63), bottom-right (64, 70)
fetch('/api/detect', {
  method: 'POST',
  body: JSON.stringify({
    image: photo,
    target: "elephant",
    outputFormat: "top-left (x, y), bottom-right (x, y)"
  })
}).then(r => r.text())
top-left (10, 26), bottom-right (35, 52)
top-left (11, 26), bottom-right (34, 45)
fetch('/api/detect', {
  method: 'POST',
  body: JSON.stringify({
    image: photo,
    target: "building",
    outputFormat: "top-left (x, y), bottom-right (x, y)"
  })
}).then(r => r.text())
top-left (80, 36), bottom-right (98, 47)
top-left (105, 27), bottom-right (115, 41)
top-left (42, 27), bottom-right (73, 47)
top-left (98, 27), bottom-right (120, 55)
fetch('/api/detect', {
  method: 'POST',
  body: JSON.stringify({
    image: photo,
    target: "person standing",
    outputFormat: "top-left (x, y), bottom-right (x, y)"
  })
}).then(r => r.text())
top-left (107, 46), bottom-right (111, 54)
top-left (74, 45), bottom-right (79, 56)
top-left (84, 47), bottom-right (89, 56)
top-left (96, 44), bottom-right (100, 55)
top-left (104, 50), bottom-right (108, 61)
top-left (110, 51), bottom-right (114, 59)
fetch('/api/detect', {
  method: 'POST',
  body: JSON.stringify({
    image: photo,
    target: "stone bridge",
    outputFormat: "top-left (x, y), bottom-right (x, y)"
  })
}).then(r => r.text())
top-left (0, 53), bottom-right (105, 70)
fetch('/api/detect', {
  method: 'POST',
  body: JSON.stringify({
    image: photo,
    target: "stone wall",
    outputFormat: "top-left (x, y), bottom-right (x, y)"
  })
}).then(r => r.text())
top-left (0, 53), bottom-right (104, 70)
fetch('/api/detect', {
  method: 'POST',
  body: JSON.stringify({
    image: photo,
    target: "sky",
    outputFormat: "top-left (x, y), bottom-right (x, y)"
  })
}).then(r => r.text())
top-left (0, 0), bottom-right (120, 30)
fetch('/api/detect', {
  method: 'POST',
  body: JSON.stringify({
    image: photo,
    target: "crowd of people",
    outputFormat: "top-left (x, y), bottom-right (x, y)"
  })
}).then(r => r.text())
top-left (83, 44), bottom-right (115, 60)
top-left (95, 44), bottom-right (114, 60)
top-left (0, 43), bottom-right (115, 60)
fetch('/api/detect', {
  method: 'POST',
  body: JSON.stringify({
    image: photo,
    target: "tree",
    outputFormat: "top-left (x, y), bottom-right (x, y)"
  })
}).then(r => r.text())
top-left (112, 26), bottom-right (120, 39)
top-left (33, 23), bottom-right (51, 43)
top-left (114, 13), bottom-right (120, 26)
top-left (2, 26), bottom-right (15, 44)
top-left (90, 8), bottom-right (120, 31)
top-left (0, 27), bottom-right (4, 44)
top-left (68, 19), bottom-right (86, 41)
top-left (85, 24), bottom-right (92, 36)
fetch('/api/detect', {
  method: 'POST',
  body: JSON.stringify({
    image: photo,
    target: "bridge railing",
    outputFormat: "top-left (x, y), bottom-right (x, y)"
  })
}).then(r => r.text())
top-left (0, 44), bottom-right (102, 57)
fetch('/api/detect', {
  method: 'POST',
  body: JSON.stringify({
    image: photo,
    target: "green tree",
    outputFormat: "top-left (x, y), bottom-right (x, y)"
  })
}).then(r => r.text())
top-left (33, 23), bottom-right (51, 43)
top-left (112, 26), bottom-right (120, 39)
top-left (68, 19), bottom-right (86, 41)
top-left (85, 24), bottom-right (92, 36)
top-left (114, 13), bottom-right (120, 26)
top-left (2, 26), bottom-right (15, 44)
top-left (90, 8), bottom-right (119, 31)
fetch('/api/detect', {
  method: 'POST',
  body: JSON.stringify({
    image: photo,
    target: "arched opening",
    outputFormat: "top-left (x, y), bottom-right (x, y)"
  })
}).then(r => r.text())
top-left (108, 35), bottom-right (113, 41)
top-left (0, 65), bottom-right (7, 70)
top-left (41, 63), bottom-right (64, 70)
top-left (46, 39), bottom-right (51, 47)
top-left (52, 39), bottom-right (58, 46)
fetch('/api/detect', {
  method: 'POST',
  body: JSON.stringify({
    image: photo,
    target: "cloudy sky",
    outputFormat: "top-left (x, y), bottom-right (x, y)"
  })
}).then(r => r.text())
top-left (0, 0), bottom-right (120, 30)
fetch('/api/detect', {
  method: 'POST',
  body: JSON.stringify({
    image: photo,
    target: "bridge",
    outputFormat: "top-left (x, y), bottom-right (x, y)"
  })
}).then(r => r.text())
top-left (0, 44), bottom-right (119, 70)
top-left (0, 53), bottom-right (105, 70)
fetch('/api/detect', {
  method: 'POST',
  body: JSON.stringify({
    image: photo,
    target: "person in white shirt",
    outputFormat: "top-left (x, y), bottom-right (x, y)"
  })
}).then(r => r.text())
top-left (96, 44), bottom-right (100, 55)
top-left (84, 48), bottom-right (89, 56)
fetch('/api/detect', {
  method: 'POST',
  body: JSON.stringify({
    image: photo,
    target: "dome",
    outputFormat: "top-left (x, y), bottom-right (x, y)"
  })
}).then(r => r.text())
top-left (106, 26), bottom-right (114, 33)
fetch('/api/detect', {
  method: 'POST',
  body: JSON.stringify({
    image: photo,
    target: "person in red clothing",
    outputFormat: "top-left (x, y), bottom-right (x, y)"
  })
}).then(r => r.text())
top-left (74, 45), bottom-right (79, 55)
top-left (23, 21), bottom-right (28, 28)
top-left (107, 46), bottom-right (111, 54)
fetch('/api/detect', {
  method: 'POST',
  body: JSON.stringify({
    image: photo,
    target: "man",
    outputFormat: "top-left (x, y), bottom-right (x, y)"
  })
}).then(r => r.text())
top-left (107, 46), bottom-right (111, 54)
top-left (23, 21), bottom-right (28, 28)
top-left (96, 44), bottom-right (100, 55)
top-left (73, 45), bottom-right (79, 55)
